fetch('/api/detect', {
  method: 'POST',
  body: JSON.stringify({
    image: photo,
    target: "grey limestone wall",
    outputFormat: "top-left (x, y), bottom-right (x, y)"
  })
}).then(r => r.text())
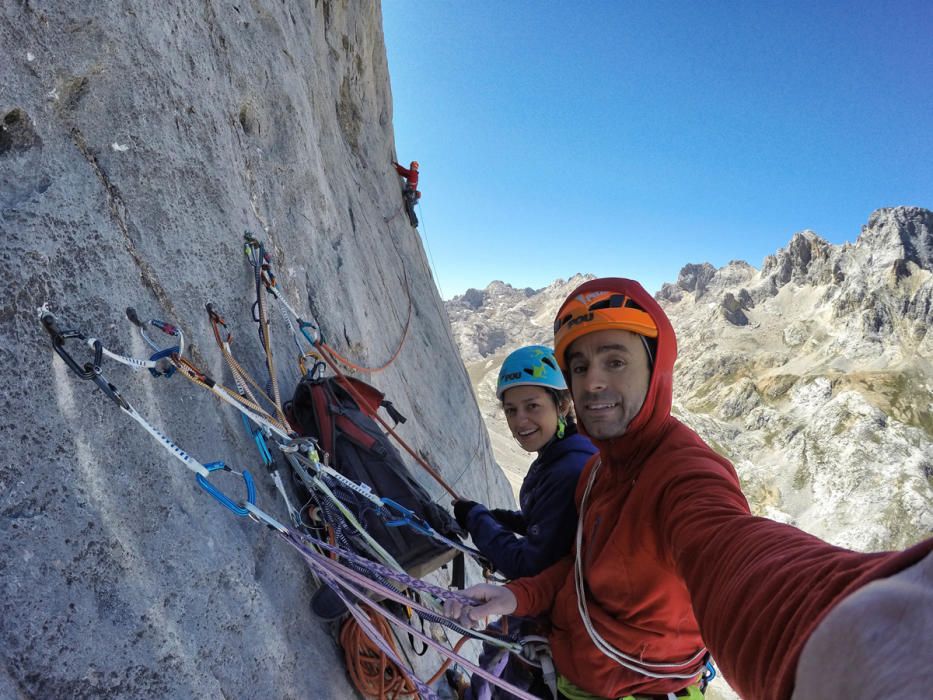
top-left (0, 1), bottom-right (507, 696)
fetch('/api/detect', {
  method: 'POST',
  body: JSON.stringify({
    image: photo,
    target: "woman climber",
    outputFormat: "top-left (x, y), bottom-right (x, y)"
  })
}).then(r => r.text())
top-left (452, 345), bottom-right (596, 698)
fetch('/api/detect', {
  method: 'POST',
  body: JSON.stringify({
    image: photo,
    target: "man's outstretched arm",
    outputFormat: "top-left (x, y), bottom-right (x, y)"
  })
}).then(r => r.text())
top-left (792, 549), bottom-right (933, 699)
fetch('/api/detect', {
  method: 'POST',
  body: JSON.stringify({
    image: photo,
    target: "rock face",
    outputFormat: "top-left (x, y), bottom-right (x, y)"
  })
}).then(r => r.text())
top-left (1, 2), bottom-right (508, 697)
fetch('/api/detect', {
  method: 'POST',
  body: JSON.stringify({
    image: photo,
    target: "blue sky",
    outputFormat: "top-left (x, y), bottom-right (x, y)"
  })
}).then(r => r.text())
top-left (382, 1), bottom-right (932, 299)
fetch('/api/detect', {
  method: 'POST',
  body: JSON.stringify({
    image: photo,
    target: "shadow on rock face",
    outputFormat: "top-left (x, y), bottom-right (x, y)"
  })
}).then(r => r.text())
top-left (0, 108), bottom-right (52, 211)
top-left (0, 108), bottom-right (43, 156)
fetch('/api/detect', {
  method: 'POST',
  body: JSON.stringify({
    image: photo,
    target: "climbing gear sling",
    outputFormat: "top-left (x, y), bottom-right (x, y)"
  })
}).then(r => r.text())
top-left (39, 304), bottom-right (541, 700)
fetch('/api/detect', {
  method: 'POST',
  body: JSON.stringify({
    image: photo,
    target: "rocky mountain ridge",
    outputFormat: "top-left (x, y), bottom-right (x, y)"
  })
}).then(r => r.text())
top-left (448, 207), bottom-right (933, 551)
top-left (446, 273), bottom-right (595, 364)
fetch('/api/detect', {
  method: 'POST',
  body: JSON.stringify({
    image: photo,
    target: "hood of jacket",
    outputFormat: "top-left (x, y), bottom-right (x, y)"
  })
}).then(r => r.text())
top-left (556, 277), bottom-right (678, 471)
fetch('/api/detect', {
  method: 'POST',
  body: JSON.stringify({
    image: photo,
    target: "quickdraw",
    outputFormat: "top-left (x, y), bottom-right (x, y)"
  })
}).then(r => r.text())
top-left (40, 304), bottom-right (541, 699)
top-left (39, 306), bottom-right (254, 506)
top-left (206, 302), bottom-right (302, 526)
top-left (38, 233), bottom-right (521, 698)
top-left (243, 232), bottom-right (325, 377)
top-left (243, 234), bottom-right (289, 426)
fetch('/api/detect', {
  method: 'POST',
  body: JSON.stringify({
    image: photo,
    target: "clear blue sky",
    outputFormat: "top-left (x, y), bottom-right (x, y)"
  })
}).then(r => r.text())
top-left (382, 1), bottom-right (932, 299)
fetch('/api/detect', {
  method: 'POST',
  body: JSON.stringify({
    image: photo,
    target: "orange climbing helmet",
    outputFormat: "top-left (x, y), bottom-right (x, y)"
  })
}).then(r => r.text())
top-left (553, 289), bottom-right (658, 370)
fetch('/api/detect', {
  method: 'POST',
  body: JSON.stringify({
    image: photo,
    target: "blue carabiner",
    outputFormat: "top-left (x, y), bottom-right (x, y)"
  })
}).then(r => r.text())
top-left (196, 461), bottom-right (256, 517)
top-left (299, 320), bottom-right (322, 346)
top-left (381, 498), bottom-right (433, 536)
top-left (241, 414), bottom-right (274, 467)
top-left (147, 346), bottom-right (179, 378)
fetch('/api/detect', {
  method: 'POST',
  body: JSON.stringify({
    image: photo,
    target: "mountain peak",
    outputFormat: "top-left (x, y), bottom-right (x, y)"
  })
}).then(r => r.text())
top-left (858, 206), bottom-right (933, 272)
top-left (445, 274), bottom-right (594, 362)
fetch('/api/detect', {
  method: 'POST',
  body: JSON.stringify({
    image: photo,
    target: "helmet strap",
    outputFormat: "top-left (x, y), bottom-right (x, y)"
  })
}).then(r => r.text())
top-left (640, 335), bottom-right (655, 371)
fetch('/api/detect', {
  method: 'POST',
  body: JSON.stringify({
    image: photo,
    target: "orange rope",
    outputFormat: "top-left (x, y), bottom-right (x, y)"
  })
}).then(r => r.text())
top-left (319, 268), bottom-right (413, 374)
top-left (339, 613), bottom-right (419, 699)
top-left (425, 633), bottom-right (471, 686)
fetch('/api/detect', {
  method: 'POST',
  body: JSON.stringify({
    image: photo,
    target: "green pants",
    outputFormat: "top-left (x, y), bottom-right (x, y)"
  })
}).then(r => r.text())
top-left (557, 674), bottom-right (704, 700)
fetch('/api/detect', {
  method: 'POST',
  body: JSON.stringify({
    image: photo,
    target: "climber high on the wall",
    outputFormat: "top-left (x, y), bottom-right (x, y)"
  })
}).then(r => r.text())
top-left (393, 159), bottom-right (421, 227)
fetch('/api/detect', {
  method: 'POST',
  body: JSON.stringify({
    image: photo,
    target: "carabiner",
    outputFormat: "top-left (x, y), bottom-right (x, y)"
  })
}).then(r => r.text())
top-left (298, 320), bottom-right (322, 346)
top-left (40, 309), bottom-right (100, 379)
top-left (125, 307), bottom-right (183, 375)
top-left (381, 498), bottom-right (433, 536)
top-left (196, 461), bottom-right (256, 517)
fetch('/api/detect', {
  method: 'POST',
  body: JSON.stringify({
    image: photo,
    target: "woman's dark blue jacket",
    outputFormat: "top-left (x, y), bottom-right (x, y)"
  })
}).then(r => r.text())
top-left (464, 425), bottom-right (596, 580)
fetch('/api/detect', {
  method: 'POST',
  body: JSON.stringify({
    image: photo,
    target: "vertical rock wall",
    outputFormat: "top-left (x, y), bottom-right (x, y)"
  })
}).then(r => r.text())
top-left (0, 2), bottom-right (507, 696)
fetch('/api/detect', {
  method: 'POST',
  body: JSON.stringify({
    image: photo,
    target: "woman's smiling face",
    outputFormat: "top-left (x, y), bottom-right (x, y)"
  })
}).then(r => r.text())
top-left (502, 384), bottom-right (560, 454)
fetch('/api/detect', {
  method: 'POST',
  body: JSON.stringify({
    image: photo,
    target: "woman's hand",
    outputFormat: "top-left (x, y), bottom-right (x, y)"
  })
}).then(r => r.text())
top-left (452, 499), bottom-right (480, 529)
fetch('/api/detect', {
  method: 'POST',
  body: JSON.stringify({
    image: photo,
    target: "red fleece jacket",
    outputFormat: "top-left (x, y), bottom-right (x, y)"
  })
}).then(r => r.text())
top-left (506, 277), bottom-right (933, 700)
top-left (394, 162), bottom-right (419, 189)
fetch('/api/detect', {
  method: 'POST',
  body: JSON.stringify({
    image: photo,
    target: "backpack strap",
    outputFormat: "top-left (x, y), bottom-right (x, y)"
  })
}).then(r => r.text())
top-left (450, 551), bottom-right (465, 590)
top-left (310, 381), bottom-right (337, 457)
top-left (334, 414), bottom-right (381, 454)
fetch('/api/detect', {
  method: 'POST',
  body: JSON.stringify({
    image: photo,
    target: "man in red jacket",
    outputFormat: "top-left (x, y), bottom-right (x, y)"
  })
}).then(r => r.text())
top-left (393, 159), bottom-right (421, 227)
top-left (446, 277), bottom-right (933, 700)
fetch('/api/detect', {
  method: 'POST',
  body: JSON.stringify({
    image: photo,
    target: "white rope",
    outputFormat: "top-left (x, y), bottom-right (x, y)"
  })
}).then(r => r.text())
top-left (574, 458), bottom-right (706, 680)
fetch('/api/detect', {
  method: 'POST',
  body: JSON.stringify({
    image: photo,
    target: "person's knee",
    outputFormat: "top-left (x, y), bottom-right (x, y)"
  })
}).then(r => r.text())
top-left (793, 553), bottom-right (933, 698)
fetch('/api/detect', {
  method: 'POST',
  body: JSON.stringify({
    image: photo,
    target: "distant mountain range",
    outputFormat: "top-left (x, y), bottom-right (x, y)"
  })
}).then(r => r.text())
top-left (446, 206), bottom-right (933, 552)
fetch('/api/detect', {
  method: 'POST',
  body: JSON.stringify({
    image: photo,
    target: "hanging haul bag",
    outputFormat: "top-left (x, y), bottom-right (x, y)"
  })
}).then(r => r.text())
top-left (285, 375), bottom-right (461, 577)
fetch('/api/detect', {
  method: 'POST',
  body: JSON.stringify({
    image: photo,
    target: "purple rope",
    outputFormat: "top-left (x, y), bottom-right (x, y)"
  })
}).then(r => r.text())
top-left (284, 531), bottom-right (479, 633)
top-left (279, 531), bottom-right (542, 700)
top-left (291, 529), bottom-right (478, 607)
top-left (316, 567), bottom-right (438, 699)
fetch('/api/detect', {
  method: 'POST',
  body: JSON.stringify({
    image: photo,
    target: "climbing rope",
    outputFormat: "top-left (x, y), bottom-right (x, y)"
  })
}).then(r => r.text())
top-left (413, 200), bottom-right (445, 300)
top-left (575, 458), bottom-right (708, 680)
top-left (315, 260), bottom-right (413, 375)
top-left (39, 304), bottom-right (545, 700)
top-left (340, 613), bottom-right (419, 699)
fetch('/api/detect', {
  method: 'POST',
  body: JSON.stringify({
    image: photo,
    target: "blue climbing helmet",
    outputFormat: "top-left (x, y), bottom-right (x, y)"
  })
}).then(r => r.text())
top-left (496, 345), bottom-right (567, 400)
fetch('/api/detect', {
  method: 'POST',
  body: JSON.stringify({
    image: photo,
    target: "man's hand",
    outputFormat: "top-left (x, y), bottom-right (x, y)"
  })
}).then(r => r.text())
top-left (793, 550), bottom-right (933, 699)
top-left (444, 583), bottom-right (517, 628)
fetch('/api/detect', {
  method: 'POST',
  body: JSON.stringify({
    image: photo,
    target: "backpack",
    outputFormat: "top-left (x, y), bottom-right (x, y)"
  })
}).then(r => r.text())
top-left (285, 375), bottom-right (461, 578)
